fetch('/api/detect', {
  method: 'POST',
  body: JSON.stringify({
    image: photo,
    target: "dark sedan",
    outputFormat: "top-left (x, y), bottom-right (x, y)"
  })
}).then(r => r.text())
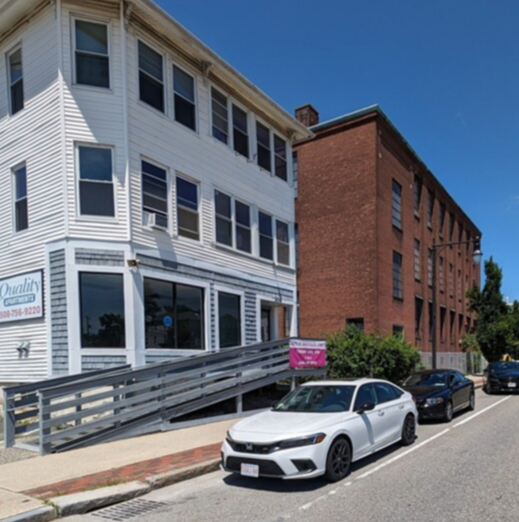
top-left (484, 362), bottom-right (519, 394)
top-left (402, 370), bottom-right (475, 422)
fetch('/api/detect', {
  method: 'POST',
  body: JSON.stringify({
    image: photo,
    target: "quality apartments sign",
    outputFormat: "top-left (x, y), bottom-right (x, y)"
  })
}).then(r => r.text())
top-left (0, 270), bottom-right (44, 323)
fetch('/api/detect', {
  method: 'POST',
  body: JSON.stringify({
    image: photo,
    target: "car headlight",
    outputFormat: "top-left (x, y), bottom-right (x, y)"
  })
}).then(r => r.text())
top-left (425, 398), bottom-right (444, 405)
top-left (276, 433), bottom-right (326, 450)
top-left (225, 431), bottom-right (234, 444)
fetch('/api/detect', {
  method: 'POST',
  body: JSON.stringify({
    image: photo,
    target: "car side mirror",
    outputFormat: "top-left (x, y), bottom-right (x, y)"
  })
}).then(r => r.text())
top-left (356, 402), bottom-right (375, 414)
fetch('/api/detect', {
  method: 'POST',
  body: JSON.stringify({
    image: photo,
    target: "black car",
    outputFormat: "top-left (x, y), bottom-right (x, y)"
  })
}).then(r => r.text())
top-left (484, 361), bottom-right (519, 393)
top-left (402, 370), bottom-right (475, 422)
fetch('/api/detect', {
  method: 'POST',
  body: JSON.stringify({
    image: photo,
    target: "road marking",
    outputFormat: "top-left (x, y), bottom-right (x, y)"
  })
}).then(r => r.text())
top-left (453, 396), bottom-right (511, 428)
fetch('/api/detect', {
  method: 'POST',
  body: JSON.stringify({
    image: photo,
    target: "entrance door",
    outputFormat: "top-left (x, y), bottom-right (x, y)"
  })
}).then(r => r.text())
top-left (261, 307), bottom-right (271, 342)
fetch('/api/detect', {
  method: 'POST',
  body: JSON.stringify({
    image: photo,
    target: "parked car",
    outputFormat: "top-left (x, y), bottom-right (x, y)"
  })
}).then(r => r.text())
top-left (221, 378), bottom-right (417, 482)
top-left (484, 361), bottom-right (519, 393)
top-left (401, 369), bottom-right (475, 422)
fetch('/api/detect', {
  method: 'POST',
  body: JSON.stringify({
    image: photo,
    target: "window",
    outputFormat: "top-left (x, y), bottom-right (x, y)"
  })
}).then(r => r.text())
top-left (276, 220), bottom-right (290, 266)
top-left (427, 249), bottom-right (433, 287)
top-left (391, 179), bottom-right (402, 229)
top-left (80, 273), bottom-right (125, 348)
top-left (218, 292), bottom-right (241, 348)
top-left (144, 278), bottom-right (204, 349)
top-left (173, 65), bottom-right (196, 130)
top-left (414, 240), bottom-right (420, 281)
top-left (211, 88), bottom-right (228, 144)
top-left (142, 160), bottom-right (168, 228)
top-left (415, 297), bottom-right (423, 340)
top-left (78, 146), bottom-right (114, 217)
top-left (347, 318), bottom-right (364, 331)
top-left (274, 135), bottom-right (287, 181)
top-left (392, 325), bottom-right (404, 336)
top-left (450, 310), bottom-right (456, 342)
top-left (293, 151), bottom-right (298, 197)
top-left (256, 122), bottom-right (271, 171)
top-left (232, 105), bottom-right (249, 158)
top-left (138, 41), bottom-right (164, 112)
top-left (176, 177), bottom-right (199, 240)
top-left (458, 269), bottom-right (462, 301)
top-left (235, 200), bottom-right (251, 253)
top-left (427, 189), bottom-right (434, 228)
top-left (440, 306), bottom-right (446, 342)
top-left (374, 382), bottom-right (399, 403)
top-left (354, 384), bottom-right (377, 410)
top-left (8, 47), bottom-right (23, 115)
top-left (428, 301), bottom-right (434, 340)
top-left (458, 313), bottom-right (464, 337)
top-left (413, 176), bottom-right (422, 214)
top-left (13, 165), bottom-right (28, 232)
top-left (215, 190), bottom-right (232, 247)
top-left (259, 211), bottom-right (273, 260)
top-left (449, 212), bottom-right (455, 242)
top-left (393, 251), bottom-right (403, 299)
top-left (458, 222), bottom-right (463, 253)
top-left (439, 203), bottom-right (445, 236)
top-left (449, 263), bottom-right (454, 297)
top-left (75, 20), bottom-right (109, 88)
top-left (439, 257), bottom-right (444, 292)
top-left (466, 230), bottom-right (471, 258)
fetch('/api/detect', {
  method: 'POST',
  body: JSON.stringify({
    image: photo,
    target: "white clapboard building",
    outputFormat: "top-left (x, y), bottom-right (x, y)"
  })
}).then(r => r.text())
top-left (0, 0), bottom-right (311, 383)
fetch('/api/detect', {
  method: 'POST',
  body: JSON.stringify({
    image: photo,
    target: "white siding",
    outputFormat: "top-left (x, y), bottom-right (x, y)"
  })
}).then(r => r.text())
top-left (0, 5), bottom-right (61, 382)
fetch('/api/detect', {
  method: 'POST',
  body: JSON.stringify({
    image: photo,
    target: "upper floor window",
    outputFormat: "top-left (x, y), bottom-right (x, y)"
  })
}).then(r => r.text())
top-left (259, 211), bottom-right (273, 260)
top-left (276, 220), bottom-right (290, 266)
top-left (8, 47), bottom-right (23, 115)
top-left (176, 176), bottom-right (199, 240)
top-left (214, 190), bottom-right (251, 253)
top-left (13, 164), bottom-right (28, 232)
top-left (256, 122), bottom-right (271, 171)
top-left (215, 190), bottom-right (232, 247)
top-left (414, 239), bottom-right (420, 281)
top-left (78, 146), bottom-right (114, 217)
top-left (235, 200), bottom-right (251, 254)
top-left (449, 212), bottom-right (455, 242)
top-left (393, 251), bottom-right (403, 299)
top-left (413, 175), bottom-right (421, 214)
top-left (173, 65), bottom-right (196, 131)
top-left (232, 104), bottom-right (249, 158)
top-left (74, 20), bottom-right (109, 88)
top-left (274, 135), bottom-right (287, 181)
top-left (211, 88), bottom-right (228, 144)
top-left (142, 160), bottom-right (168, 228)
top-left (439, 202), bottom-right (446, 236)
top-left (427, 249), bottom-right (433, 287)
top-left (427, 189), bottom-right (434, 228)
top-left (138, 41), bottom-right (164, 112)
top-left (391, 179), bottom-right (402, 229)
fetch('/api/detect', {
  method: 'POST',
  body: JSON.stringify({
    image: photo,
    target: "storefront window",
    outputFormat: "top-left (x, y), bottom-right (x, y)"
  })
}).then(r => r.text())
top-left (144, 278), bottom-right (203, 349)
top-left (80, 273), bottom-right (125, 348)
top-left (218, 292), bottom-right (241, 348)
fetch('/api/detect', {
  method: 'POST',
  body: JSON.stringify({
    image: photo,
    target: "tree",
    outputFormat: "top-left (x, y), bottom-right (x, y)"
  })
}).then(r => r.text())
top-left (466, 258), bottom-right (515, 362)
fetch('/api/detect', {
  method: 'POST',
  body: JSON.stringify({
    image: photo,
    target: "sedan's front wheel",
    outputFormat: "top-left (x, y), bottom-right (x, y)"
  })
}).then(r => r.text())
top-left (468, 391), bottom-right (475, 411)
top-left (443, 400), bottom-right (454, 422)
top-left (400, 414), bottom-right (416, 446)
top-left (325, 438), bottom-right (351, 482)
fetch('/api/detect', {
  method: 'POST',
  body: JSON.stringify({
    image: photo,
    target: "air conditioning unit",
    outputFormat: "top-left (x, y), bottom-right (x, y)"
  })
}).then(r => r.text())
top-left (145, 212), bottom-right (167, 231)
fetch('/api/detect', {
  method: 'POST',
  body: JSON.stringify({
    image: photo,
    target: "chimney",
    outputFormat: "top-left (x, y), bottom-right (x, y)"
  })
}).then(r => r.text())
top-left (295, 104), bottom-right (319, 127)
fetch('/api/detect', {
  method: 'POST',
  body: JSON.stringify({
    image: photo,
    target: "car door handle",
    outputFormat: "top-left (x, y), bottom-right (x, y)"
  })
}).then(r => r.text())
top-left (398, 405), bottom-right (405, 410)
top-left (378, 411), bottom-right (385, 416)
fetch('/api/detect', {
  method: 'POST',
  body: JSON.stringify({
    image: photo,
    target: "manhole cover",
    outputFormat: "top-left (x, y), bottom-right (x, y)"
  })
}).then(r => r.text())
top-left (92, 499), bottom-right (169, 520)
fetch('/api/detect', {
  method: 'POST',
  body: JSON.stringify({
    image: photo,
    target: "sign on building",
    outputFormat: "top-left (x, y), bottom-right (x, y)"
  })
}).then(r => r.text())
top-left (0, 270), bottom-right (44, 323)
top-left (289, 338), bottom-right (326, 369)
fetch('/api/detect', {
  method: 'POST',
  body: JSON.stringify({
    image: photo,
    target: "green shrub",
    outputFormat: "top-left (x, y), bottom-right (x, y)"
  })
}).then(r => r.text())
top-left (326, 327), bottom-right (421, 383)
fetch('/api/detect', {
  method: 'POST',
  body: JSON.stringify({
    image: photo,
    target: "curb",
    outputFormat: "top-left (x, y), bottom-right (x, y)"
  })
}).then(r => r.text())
top-left (0, 506), bottom-right (56, 522)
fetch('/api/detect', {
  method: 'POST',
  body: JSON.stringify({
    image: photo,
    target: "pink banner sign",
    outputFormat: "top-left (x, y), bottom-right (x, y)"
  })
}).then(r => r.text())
top-left (289, 339), bottom-right (327, 369)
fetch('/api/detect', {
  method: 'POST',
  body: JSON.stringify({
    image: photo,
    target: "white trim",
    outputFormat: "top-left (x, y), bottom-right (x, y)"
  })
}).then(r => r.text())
top-left (65, 244), bottom-right (81, 374)
top-left (70, 14), bottom-right (112, 90)
top-left (214, 285), bottom-right (245, 350)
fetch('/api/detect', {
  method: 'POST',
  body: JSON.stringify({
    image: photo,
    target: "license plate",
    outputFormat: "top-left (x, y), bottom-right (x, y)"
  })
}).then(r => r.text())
top-left (508, 383), bottom-right (517, 388)
top-left (241, 463), bottom-right (259, 477)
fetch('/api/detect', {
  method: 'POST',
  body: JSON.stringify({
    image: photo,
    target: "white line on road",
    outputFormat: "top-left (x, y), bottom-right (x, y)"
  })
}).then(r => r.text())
top-left (453, 396), bottom-right (511, 428)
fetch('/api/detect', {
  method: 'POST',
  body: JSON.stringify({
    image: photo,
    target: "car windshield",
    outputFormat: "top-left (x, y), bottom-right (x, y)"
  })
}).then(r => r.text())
top-left (272, 385), bottom-right (355, 413)
top-left (403, 372), bottom-right (448, 387)
top-left (489, 362), bottom-right (519, 372)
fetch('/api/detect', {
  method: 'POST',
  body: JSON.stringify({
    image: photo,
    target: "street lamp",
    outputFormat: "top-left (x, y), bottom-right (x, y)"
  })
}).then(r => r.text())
top-left (431, 236), bottom-right (483, 369)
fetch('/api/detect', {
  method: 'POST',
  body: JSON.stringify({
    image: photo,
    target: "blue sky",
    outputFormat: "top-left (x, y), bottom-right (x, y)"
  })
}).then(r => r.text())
top-left (156, 0), bottom-right (519, 300)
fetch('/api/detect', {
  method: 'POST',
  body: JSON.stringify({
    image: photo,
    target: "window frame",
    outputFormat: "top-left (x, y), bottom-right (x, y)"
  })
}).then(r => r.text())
top-left (137, 38), bottom-right (166, 114)
top-left (7, 43), bottom-right (24, 116)
top-left (392, 251), bottom-right (403, 300)
top-left (275, 218), bottom-right (291, 267)
top-left (176, 173), bottom-right (200, 241)
top-left (391, 179), bottom-right (402, 229)
top-left (72, 16), bottom-right (111, 90)
top-left (413, 175), bottom-right (422, 216)
top-left (215, 287), bottom-right (245, 350)
top-left (427, 189), bottom-right (434, 229)
top-left (12, 163), bottom-right (28, 234)
top-left (274, 133), bottom-right (288, 181)
top-left (414, 239), bottom-right (420, 281)
top-left (75, 143), bottom-right (116, 220)
top-left (256, 120), bottom-right (272, 172)
top-left (172, 63), bottom-right (198, 132)
top-left (141, 157), bottom-right (170, 231)
top-left (210, 86), bottom-right (230, 145)
top-left (258, 209), bottom-right (274, 262)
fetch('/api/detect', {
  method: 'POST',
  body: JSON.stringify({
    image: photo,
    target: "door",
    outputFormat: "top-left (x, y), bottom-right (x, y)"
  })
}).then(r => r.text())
top-left (373, 382), bottom-right (406, 444)
top-left (352, 384), bottom-right (386, 458)
top-left (449, 371), bottom-right (468, 410)
top-left (261, 307), bottom-right (271, 342)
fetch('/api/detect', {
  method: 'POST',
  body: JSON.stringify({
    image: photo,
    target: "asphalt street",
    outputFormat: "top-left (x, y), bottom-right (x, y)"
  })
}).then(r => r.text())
top-left (69, 389), bottom-right (519, 522)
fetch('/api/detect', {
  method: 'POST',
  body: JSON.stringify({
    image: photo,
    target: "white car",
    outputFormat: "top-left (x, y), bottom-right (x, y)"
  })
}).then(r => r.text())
top-left (221, 378), bottom-right (417, 482)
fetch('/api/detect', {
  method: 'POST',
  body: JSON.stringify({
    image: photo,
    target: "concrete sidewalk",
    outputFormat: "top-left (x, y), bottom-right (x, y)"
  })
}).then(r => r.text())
top-left (0, 375), bottom-right (486, 522)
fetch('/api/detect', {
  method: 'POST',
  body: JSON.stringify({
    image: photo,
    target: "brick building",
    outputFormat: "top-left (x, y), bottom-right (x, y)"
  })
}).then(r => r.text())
top-left (294, 104), bottom-right (481, 370)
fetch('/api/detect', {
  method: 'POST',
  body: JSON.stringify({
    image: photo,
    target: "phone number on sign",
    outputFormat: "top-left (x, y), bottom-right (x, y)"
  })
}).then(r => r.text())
top-left (0, 306), bottom-right (41, 319)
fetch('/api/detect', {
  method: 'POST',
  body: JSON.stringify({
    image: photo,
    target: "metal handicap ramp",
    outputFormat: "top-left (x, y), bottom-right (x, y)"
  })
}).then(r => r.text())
top-left (3, 338), bottom-right (325, 455)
